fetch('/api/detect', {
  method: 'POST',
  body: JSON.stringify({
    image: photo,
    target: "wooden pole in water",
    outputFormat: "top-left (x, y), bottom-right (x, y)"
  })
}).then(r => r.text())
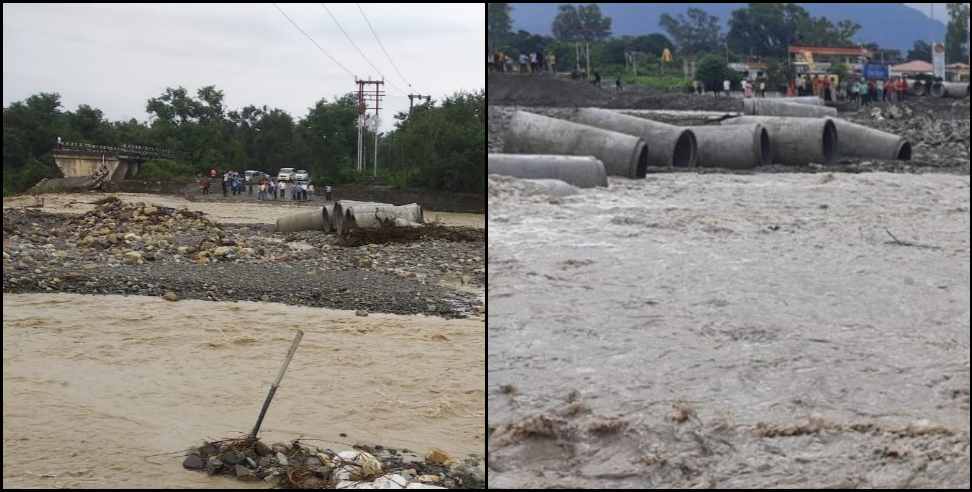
top-left (248, 329), bottom-right (303, 442)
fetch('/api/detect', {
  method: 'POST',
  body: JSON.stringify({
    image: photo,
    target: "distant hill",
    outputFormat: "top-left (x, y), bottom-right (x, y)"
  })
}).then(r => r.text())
top-left (510, 3), bottom-right (947, 53)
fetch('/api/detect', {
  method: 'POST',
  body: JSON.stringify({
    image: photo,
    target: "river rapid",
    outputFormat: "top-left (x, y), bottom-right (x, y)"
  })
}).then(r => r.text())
top-left (488, 173), bottom-right (970, 488)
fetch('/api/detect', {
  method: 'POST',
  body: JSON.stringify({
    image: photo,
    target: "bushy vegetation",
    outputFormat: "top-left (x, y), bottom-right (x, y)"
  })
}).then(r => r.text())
top-left (3, 87), bottom-right (484, 195)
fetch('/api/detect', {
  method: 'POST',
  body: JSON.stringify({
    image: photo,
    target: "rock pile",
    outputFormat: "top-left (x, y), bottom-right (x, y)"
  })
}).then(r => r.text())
top-left (182, 438), bottom-right (485, 489)
top-left (69, 196), bottom-right (253, 263)
top-left (852, 102), bottom-right (970, 170)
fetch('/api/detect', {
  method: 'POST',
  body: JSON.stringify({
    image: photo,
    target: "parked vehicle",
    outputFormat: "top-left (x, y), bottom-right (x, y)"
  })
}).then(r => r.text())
top-left (277, 168), bottom-right (296, 182)
top-left (293, 169), bottom-right (310, 181)
top-left (244, 170), bottom-right (263, 183)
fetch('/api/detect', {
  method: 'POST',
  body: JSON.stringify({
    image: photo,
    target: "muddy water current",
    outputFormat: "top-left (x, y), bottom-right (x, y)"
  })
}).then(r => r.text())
top-left (488, 173), bottom-right (970, 488)
top-left (3, 294), bottom-right (485, 488)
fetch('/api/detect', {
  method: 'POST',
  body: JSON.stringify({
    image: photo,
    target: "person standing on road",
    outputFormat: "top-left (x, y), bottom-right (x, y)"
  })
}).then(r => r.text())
top-left (546, 52), bottom-right (556, 73)
top-left (875, 79), bottom-right (884, 103)
top-left (723, 79), bottom-right (731, 98)
top-left (518, 52), bottom-right (528, 73)
top-left (529, 51), bottom-right (537, 73)
top-left (279, 180), bottom-right (287, 201)
top-left (615, 76), bottom-right (623, 92)
top-left (325, 185), bottom-right (333, 202)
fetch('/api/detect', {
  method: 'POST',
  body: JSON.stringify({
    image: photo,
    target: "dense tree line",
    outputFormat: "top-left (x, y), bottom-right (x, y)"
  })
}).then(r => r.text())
top-left (3, 86), bottom-right (484, 195)
top-left (487, 3), bottom-right (945, 82)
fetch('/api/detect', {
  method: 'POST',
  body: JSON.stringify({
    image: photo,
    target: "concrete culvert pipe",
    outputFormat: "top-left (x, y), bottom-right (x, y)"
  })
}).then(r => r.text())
top-left (721, 116), bottom-right (838, 166)
top-left (688, 124), bottom-right (772, 169)
top-left (570, 108), bottom-right (698, 169)
top-left (779, 96), bottom-right (825, 107)
top-left (333, 200), bottom-right (384, 236)
top-left (743, 98), bottom-right (838, 118)
top-left (909, 80), bottom-right (928, 96)
top-left (275, 207), bottom-right (330, 233)
top-left (373, 203), bottom-right (424, 225)
top-left (931, 82), bottom-right (970, 98)
top-left (831, 119), bottom-right (911, 161)
top-left (504, 110), bottom-right (650, 178)
top-left (487, 154), bottom-right (608, 188)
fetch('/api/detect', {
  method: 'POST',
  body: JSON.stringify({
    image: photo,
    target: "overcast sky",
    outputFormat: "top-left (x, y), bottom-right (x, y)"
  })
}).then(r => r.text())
top-left (3, 3), bottom-right (485, 132)
top-left (904, 3), bottom-right (954, 23)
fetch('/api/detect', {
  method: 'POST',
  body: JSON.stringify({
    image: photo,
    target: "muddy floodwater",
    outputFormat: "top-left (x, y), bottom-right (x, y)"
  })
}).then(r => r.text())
top-left (3, 294), bottom-right (484, 488)
top-left (488, 173), bottom-right (970, 488)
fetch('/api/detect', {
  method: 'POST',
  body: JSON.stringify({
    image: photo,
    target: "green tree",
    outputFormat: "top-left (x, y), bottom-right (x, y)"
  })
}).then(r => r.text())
top-left (659, 8), bottom-right (723, 57)
top-left (908, 40), bottom-right (933, 62)
top-left (946, 3), bottom-right (970, 64)
top-left (488, 3), bottom-right (513, 51)
top-left (552, 4), bottom-right (612, 78)
top-left (695, 54), bottom-right (730, 92)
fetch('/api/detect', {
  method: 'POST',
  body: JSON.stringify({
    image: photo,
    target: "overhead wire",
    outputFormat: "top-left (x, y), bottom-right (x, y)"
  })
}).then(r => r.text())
top-left (355, 2), bottom-right (414, 91)
top-left (319, 3), bottom-right (408, 96)
top-left (272, 3), bottom-right (356, 79)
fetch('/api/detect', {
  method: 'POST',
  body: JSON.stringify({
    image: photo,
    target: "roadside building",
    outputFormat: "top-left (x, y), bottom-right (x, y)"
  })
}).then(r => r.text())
top-left (889, 60), bottom-right (935, 78)
top-left (945, 63), bottom-right (970, 82)
top-left (728, 62), bottom-right (768, 81)
top-left (788, 45), bottom-right (871, 76)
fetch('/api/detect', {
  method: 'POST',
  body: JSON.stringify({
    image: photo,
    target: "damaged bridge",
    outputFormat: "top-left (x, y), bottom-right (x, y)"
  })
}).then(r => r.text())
top-left (53, 142), bottom-right (179, 183)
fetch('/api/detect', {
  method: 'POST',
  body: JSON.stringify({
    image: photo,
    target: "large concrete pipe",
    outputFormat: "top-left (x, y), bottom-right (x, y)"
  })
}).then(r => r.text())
top-left (743, 98), bottom-right (838, 118)
top-left (373, 203), bottom-right (424, 225)
top-left (275, 207), bottom-right (329, 233)
top-left (570, 108), bottom-right (697, 168)
top-left (721, 116), bottom-right (838, 166)
top-left (931, 82), bottom-right (970, 98)
top-left (333, 200), bottom-right (383, 236)
top-left (687, 124), bottom-right (772, 169)
top-left (908, 80), bottom-right (928, 96)
top-left (831, 119), bottom-right (911, 161)
top-left (487, 154), bottom-right (608, 188)
top-left (504, 111), bottom-right (649, 179)
top-left (779, 96), bottom-right (825, 107)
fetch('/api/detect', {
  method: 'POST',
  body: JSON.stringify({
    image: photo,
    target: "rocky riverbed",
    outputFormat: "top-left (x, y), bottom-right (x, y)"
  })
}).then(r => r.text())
top-left (3, 196), bottom-right (484, 317)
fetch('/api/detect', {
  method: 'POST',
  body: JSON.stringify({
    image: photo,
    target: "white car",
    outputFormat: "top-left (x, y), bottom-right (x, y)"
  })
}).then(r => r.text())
top-left (293, 169), bottom-right (310, 181)
top-left (277, 168), bottom-right (295, 182)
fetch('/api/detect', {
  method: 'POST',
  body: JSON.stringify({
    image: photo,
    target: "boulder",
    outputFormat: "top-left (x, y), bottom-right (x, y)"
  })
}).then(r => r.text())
top-left (182, 454), bottom-right (205, 470)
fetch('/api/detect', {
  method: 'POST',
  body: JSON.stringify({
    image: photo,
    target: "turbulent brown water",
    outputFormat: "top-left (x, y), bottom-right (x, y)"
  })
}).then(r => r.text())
top-left (3, 294), bottom-right (485, 488)
top-left (487, 173), bottom-right (970, 488)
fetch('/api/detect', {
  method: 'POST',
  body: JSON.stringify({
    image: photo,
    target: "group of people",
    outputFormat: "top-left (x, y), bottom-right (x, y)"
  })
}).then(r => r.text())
top-left (795, 75), bottom-right (844, 102)
top-left (849, 77), bottom-right (909, 107)
top-left (742, 78), bottom-right (768, 98)
top-left (197, 167), bottom-right (330, 202)
top-left (792, 74), bottom-right (909, 107)
top-left (257, 178), bottom-right (314, 202)
top-left (489, 51), bottom-right (556, 74)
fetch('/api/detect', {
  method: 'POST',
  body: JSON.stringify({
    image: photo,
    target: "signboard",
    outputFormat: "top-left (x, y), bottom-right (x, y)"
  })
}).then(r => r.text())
top-left (863, 63), bottom-right (889, 81)
top-left (933, 43), bottom-right (946, 79)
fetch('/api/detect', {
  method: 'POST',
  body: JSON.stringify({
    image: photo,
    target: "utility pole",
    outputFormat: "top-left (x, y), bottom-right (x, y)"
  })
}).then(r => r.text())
top-left (408, 93), bottom-right (432, 114)
top-left (354, 78), bottom-right (385, 174)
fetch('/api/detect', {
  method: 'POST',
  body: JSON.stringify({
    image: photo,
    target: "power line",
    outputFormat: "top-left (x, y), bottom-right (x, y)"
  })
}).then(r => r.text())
top-left (319, 3), bottom-right (408, 96)
top-left (272, 3), bottom-right (356, 79)
top-left (355, 3), bottom-right (413, 90)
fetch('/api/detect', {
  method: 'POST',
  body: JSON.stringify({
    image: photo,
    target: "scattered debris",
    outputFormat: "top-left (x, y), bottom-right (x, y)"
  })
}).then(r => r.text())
top-left (182, 438), bottom-right (484, 489)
